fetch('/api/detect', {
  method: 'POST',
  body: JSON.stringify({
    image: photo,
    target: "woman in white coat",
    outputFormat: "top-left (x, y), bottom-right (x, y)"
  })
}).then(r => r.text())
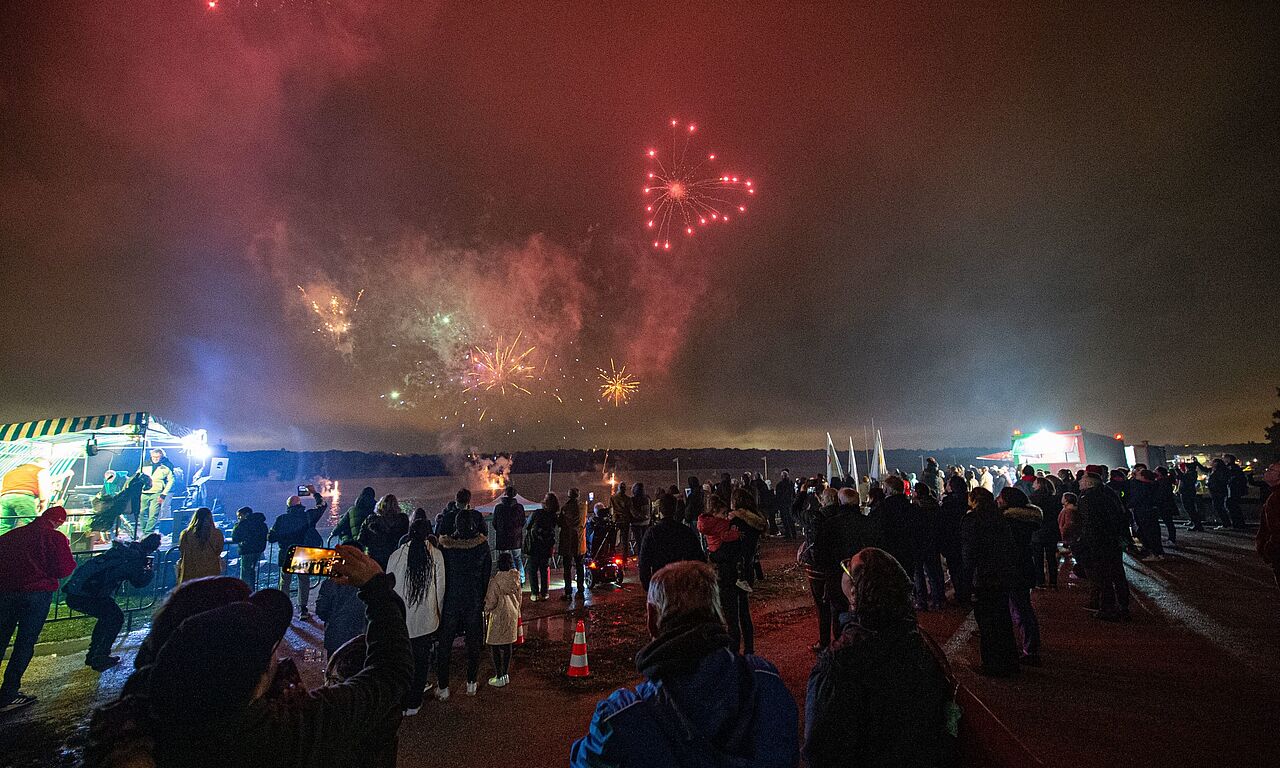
top-left (387, 518), bottom-right (445, 715)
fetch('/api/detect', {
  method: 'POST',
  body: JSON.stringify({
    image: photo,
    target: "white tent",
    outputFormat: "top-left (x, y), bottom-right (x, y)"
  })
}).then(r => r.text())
top-left (474, 494), bottom-right (543, 516)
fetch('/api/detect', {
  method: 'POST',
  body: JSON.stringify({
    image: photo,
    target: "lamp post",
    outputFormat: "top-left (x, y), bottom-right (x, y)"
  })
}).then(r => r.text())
top-left (674, 457), bottom-right (681, 488)
top-left (547, 459), bottom-right (554, 495)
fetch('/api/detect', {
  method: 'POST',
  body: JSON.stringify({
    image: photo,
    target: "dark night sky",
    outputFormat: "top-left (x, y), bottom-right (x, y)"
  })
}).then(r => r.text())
top-left (1, 1), bottom-right (1276, 452)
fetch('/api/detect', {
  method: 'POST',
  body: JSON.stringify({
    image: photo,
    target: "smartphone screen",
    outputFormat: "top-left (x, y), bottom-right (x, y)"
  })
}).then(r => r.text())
top-left (297, 484), bottom-right (312, 495)
top-left (284, 546), bottom-right (341, 577)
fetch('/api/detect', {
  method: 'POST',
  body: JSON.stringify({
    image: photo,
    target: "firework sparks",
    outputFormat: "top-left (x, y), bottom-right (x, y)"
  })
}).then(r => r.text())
top-left (463, 332), bottom-right (538, 396)
top-left (297, 285), bottom-right (363, 353)
top-left (598, 359), bottom-right (639, 406)
top-left (644, 119), bottom-right (755, 250)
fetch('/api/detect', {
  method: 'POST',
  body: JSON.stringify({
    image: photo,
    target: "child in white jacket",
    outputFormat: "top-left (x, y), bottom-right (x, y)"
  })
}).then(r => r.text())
top-left (484, 551), bottom-right (522, 687)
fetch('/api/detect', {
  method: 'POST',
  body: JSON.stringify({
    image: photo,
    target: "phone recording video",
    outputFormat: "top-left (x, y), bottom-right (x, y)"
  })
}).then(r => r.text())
top-left (284, 546), bottom-right (342, 577)
top-left (297, 484), bottom-right (314, 496)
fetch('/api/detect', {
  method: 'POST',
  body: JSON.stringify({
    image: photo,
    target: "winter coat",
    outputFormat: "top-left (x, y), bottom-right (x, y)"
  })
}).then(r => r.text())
top-left (1076, 484), bottom-right (1128, 562)
top-left (1227, 465), bottom-right (1250, 499)
top-left (570, 621), bottom-right (798, 768)
top-left (483, 569), bottom-right (521, 645)
top-left (638, 518), bottom-right (706, 590)
top-left (877, 494), bottom-right (924, 575)
top-left (230, 512), bottom-right (269, 556)
top-left (774, 479), bottom-right (796, 513)
top-left (333, 499), bottom-right (375, 544)
top-left (961, 507), bottom-right (1015, 592)
top-left (358, 512), bottom-right (411, 569)
top-left (557, 498), bottom-right (587, 556)
top-left (84, 574), bottom-right (412, 768)
top-left (491, 497), bottom-right (527, 551)
top-left (798, 502), bottom-right (834, 570)
top-left (438, 533), bottom-right (491, 615)
top-left (524, 507), bottom-right (558, 560)
top-left (1001, 505), bottom-right (1044, 591)
top-left (0, 514), bottom-right (76, 592)
top-left (268, 500), bottom-right (327, 567)
top-left (64, 540), bottom-right (155, 599)
top-left (140, 461), bottom-right (174, 497)
top-left (386, 540), bottom-right (445, 639)
top-left (609, 492), bottom-right (633, 526)
top-left (631, 493), bottom-right (652, 525)
top-left (1029, 491), bottom-right (1062, 545)
top-left (176, 528), bottom-right (224, 584)
top-left (1257, 489), bottom-right (1280, 565)
top-left (804, 617), bottom-right (952, 768)
top-left (435, 504), bottom-right (487, 539)
top-left (1206, 466), bottom-right (1230, 496)
top-left (1128, 478), bottom-right (1159, 520)
top-left (813, 504), bottom-right (883, 577)
top-left (913, 495), bottom-right (942, 558)
top-left (314, 579), bottom-right (366, 655)
top-left (938, 492), bottom-right (968, 548)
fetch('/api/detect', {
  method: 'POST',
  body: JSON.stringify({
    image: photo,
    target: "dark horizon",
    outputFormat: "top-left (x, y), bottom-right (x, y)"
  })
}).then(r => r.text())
top-left (2, 2), bottom-right (1277, 454)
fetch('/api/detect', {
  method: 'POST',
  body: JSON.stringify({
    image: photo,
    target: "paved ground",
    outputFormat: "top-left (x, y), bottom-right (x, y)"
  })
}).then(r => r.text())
top-left (2, 528), bottom-right (1275, 767)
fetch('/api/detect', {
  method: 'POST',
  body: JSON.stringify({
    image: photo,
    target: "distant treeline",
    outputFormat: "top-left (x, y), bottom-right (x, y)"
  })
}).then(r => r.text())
top-left (224, 446), bottom-right (1010, 482)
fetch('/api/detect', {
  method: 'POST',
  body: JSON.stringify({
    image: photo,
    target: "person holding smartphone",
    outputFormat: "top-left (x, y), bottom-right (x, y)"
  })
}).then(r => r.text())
top-left (268, 488), bottom-right (327, 619)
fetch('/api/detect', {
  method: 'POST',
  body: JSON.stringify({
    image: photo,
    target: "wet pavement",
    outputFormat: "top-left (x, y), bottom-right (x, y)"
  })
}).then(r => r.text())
top-left (1, 529), bottom-right (1275, 766)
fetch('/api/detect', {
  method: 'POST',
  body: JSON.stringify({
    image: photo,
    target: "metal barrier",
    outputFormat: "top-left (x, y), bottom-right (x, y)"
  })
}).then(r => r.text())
top-left (46, 546), bottom-right (183, 635)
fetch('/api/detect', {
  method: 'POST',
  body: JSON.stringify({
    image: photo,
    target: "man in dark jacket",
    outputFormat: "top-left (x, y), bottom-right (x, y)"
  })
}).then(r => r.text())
top-left (491, 486), bottom-right (527, 581)
top-left (638, 495), bottom-right (706, 590)
top-left (805, 547), bottom-right (953, 768)
top-left (1077, 471), bottom-right (1131, 622)
top-left (939, 476), bottom-right (971, 604)
top-left (921, 458), bottom-right (946, 500)
top-left (571, 561), bottom-right (798, 767)
top-left (84, 545), bottom-right (411, 768)
top-left (774, 470), bottom-right (797, 540)
top-left (814, 488), bottom-right (882, 629)
top-left (961, 489), bottom-right (1020, 676)
top-left (63, 533), bottom-right (162, 672)
top-left (0, 506), bottom-right (77, 712)
top-left (230, 506), bottom-right (268, 587)
top-left (1128, 470), bottom-right (1164, 558)
top-left (1225, 454), bottom-right (1250, 530)
top-left (435, 489), bottom-right (487, 538)
top-left (877, 476), bottom-right (923, 578)
top-left (1176, 460), bottom-right (1204, 531)
top-left (267, 490), bottom-right (327, 619)
top-left (1206, 458), bottom-right (1231, 530)
top-left (436, 512), bottom-right (491, 698)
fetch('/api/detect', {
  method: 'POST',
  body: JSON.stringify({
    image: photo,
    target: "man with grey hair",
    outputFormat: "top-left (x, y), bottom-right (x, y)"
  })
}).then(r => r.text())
top-left (571, 561), bottom-right (798, 767)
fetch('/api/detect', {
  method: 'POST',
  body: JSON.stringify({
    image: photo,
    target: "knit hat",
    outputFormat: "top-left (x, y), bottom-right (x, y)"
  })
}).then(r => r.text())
top-left (146, 589), bottom-right (293, 726)
top-left (137, 576), bottom-right (253, 669)
top-left (41, 505), bottom-right (68, 527)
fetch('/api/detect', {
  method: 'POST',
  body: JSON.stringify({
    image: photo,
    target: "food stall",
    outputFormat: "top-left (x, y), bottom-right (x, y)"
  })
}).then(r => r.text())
top-left (1009, 426), bottom-right (1126, 474)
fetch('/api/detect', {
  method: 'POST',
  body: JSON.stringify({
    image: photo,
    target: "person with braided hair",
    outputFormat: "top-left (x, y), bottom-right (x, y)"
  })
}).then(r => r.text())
top-left (387, 517), bottom-right (445, 715)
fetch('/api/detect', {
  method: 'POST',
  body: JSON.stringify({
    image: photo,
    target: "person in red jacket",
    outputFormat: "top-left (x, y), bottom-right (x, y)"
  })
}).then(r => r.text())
top-left (1255, 463), bottom-right (1280, 587)
top-left (0, 505), bottom-right (76, 714)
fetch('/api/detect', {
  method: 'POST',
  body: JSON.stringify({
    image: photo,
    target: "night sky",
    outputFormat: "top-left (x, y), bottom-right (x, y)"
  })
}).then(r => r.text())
top-left (1, 1), bottom-right (1276, 452)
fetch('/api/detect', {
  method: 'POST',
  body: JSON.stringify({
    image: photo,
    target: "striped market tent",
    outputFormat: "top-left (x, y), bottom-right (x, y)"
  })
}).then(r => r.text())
top-left (0, 412), bottom-right (193, 444)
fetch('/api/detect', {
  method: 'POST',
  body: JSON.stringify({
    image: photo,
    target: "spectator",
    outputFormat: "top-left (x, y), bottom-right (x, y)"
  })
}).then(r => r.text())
top-left (1129, 469), bottom-right (1165, 560)
top-left (684, 476), bottom-right (706, 528)
top-left (610, 482), bottom-right (634, 557)
top-left (484, 551), bottom-right (521, 688)
top-left (1256, 462), bottom-right (1280, 586)
top-left (638, 493), bottom-right (706, 590)
top-left (268, 490), bottom-right (328, 619)
top-left (63, 533), bottom-right (161, 672)
top-left (804, 547), bottom-right (954, 768)
top-left (962, 488), bottom-right (1020, 677)
top-left (84, 545), bottom-right (412, 767)
top-left (387, 518), bottom-right (445, 714)
top-left (877, 476), bottom-right (923, 579)
top-left (630, 483), bottom-right (653, 558)
top-left (525, 493), bottom-right (559, 601)
top-left (997, 487), bottom-right (1043, 665)
top-left (911, 483), bottom-right (946, 610)
top-left (315, 543), bottom-right (370, 659)
top-left (437, 488), bottom-right (488, 538)
top-left (1206, 458), bottom-right (1231, 530)
top-left (939, 475), bottom-right (971, 605)
top-left (0, 506), bottom-right (76, 713)
top-left (558, 489), bottom-right (587, 600)
top-left (491, 486), bottom-right (527, 581)
top-left (1225, 454), bottom-right (1250, 530)
top-left (358, 495), bottom-right (410, 571)
top-left (230, 506), bottom-right (268, 587)
top-left (774, 470), bottom-right (797, 540)
top-left (1077, 470), bottom-right (1132, 622)
top-left (324, 635), bottom-right (401, 768)
top-left (1014, 465), bottom-right (1037, 496)
top-left (921, 457), bottom-right (945, 499)
top-left (176, 507), bottom-right (224, 584)
top-left (332, 486), bottom-right (376, 545)
top-left (798, 485), bottom-right (835, 651)
top-left (816, 487), bottom-right (883, 633)
top-left (570, 560), bottom-right (798, 767)
top-left (1176, 459), bottom-right (1204, 531)
top-left (436, 509), bottom-right (491, 699)
top-left (1153, 466), bottom-right (1180, 544)
top-left (1029, 477), bottom-right (1062, 588)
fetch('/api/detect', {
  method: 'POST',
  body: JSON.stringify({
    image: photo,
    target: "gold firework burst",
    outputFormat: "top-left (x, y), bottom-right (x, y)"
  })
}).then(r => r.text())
top-left (598, 359), bottom-right (638, 407)
top-left (463, 333), bottom-right (537, 396)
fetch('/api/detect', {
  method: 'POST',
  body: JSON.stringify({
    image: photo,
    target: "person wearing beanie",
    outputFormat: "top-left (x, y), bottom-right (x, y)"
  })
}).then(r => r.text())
top-left (63, 533), bottom-right (163, 672)
top-left (0, 506), bottom-right (76, 713)
top-left (230, 506), bottom-right (269, 587)
top-left (85, 545), bottom-right (412, 767)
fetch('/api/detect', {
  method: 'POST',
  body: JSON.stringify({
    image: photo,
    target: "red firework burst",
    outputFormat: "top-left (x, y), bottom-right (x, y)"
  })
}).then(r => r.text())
top-left (643, 119), bottom-right (755, 250)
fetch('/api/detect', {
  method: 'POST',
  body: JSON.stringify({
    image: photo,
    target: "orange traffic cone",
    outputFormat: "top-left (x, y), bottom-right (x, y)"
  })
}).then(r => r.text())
top-left (516, 616), bottom-right (525, 646)
top-left (566, 619), bottom-right (590, 677)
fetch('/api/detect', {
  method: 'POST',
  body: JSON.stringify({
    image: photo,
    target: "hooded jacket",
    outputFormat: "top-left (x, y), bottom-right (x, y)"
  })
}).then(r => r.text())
top-left (438, 533), bottom-right (491, 614)
top-left (358, 512), bottom-right (411, 569)
top-left (961, 505), bottom-right (1016, 592)
top-left (638, 518), bottom-right (706, 590)
top-left (483, 569), bottom-right (521, 645)
top-left (805, 617), bottom-right (952, 768)
top-left (1001, 504), bottom-right (1044, 591)
top-left (64, 540), bottom-right (155, 599)
top-left (570, 621), bottom-right (798, 768)
top-left (231, 512), bottom-right (269, 556)
top-left (314, 578), bottom-right (366, 655)
top-left (0, 510), bottom-right (77, 592)
top-left (524, 506), bottom-right (558, 559)
top-left (557, 497), bottom-right (587, 556)
top-left (268, 498), bottom-right (327, 567)
top-left (491, 496), bottom-right (527, 551)
top-left (1077, 484), bottom-right (1129, 561)
top-left (333, 492), bottom-right (376, 544)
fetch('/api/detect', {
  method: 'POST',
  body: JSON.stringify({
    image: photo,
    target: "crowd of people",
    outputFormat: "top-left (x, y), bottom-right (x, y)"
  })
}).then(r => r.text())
top-left (0, 455), bottom-right (1276, 766)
